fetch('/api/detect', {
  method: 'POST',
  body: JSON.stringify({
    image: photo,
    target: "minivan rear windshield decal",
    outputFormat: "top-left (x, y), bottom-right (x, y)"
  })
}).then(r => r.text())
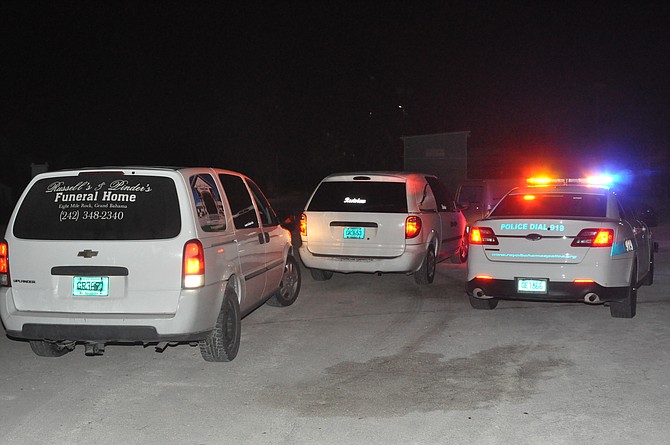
top-left (344, 197), bottom-right (366, 204)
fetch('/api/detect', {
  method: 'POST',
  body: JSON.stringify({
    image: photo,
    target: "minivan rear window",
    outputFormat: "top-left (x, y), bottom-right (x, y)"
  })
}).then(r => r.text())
top-left (307, 181), bottom-right (407, 213)
top-left (491, 193), bottom-right (607, 218)
top-left (13, 174), bottom-right (181, 240)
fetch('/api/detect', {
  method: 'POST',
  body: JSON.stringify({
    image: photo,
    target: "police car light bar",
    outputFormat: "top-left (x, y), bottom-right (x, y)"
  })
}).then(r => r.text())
top-left (526, 176), bottom-right (614, 186)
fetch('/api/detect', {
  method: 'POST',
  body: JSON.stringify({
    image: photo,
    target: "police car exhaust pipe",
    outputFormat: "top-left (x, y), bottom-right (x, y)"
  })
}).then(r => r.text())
top-left (473, 288), bottom-right (486, 298)
top-left (584, 293), bottom-right (600, 304)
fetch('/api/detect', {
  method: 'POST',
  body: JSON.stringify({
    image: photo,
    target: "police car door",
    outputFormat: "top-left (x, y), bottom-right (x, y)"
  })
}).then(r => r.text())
top-left (426, 176), bottom-right (463, 260)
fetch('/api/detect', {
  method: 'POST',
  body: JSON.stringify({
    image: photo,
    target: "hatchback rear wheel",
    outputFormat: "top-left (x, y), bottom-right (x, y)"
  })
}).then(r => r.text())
top-left (310, 268), bottom-right (333, 281)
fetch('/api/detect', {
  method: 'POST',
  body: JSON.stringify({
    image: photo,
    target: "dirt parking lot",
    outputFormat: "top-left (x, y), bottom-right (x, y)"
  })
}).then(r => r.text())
top-left (1, 226), bottom-right (669, 444)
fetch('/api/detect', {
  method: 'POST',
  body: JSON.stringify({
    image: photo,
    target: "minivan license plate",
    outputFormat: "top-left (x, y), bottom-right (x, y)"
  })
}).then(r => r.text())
top-left (517, 278), bottom-right (547, 294)
top-left (73, 276), bottom-right (109, 296)
top-left (343, 227), bottom-right (365, 239)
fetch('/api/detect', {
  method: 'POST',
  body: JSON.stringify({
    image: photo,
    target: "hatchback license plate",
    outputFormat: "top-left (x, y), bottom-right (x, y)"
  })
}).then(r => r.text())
top-left (517, 278), bottom-right (547, 294)
top-left (343, 227), bottom-right (365, 239)
top-left (73, 276), bottom-right (109, 296)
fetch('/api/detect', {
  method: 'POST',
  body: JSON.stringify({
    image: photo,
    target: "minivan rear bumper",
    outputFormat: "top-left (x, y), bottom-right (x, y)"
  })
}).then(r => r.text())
top-left (0, 284), bottom-right (225, 342)
top-left (299, 243), bottom-right (428, 274)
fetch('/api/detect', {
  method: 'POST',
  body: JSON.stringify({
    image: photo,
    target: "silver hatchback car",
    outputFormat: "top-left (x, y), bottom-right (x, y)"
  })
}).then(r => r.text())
top-left (299, 172), bottom-right (467, 284)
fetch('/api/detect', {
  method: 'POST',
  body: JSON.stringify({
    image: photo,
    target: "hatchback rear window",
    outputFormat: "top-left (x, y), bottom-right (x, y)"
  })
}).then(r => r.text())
top-left (307, 181), bottom-right (408, 213)
top-left (491, 193), bottom-right (607, 218)
top-left (13, 174), bottom-right (181, 240)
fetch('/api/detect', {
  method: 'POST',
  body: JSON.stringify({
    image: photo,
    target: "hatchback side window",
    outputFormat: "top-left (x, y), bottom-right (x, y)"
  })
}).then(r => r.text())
top-left (426, 176), bottom-right (457, 212)
top-left (246, 179), bottom-right (279, 227)
top-left (219, 174), bottom-right (259, 229)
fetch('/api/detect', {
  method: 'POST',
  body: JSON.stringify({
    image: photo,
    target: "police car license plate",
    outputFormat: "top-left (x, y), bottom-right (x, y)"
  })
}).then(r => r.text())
top-left (517, 278), bottom-right (547, 294)
top-left (72, 276), bottom-right (109, 297)
top-left (343, 227), bottom-right (365, 239)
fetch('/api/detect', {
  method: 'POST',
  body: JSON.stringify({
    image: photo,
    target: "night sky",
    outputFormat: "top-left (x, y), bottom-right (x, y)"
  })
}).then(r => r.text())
top-left (2, 1), bottom-right (669, 196)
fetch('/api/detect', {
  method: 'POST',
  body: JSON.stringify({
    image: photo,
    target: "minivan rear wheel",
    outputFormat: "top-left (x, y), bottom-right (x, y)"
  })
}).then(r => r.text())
top-left (414, 248), bottom-right (436, 284)
top-left (199, 287), bottom-right (241, 362)
top-left (29, 340), bottom-right (70, 357)
top-left (267, 256), bottom-right (301, 307)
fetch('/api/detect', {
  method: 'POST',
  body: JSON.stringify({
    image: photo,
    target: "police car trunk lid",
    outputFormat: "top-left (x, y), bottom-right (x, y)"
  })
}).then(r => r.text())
top-left (483, 219), bottom-right (599, 264)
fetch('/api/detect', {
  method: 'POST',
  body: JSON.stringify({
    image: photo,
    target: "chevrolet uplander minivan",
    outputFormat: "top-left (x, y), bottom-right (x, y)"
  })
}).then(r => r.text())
top-left (0, 167), bottom-right (301, 361)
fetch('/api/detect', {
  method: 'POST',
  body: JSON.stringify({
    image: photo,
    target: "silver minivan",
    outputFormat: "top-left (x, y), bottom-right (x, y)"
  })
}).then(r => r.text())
top-left (299, 172), bottom-right (467, 284)
top-left (0, 167), bottom-right (301, 361)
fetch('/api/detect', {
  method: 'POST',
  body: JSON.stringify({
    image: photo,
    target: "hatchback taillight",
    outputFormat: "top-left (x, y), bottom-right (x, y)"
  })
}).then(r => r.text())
top-left (183, 239), bottom-right (205, 288)
top-left (571, 229), bottom-right (614, 247)
top-left (469, 227), bottom-right (499, 245)
top-left (0, 241), bottom-right (9, 287)
top-left (405, 216), bottom-right (422, 239)
top-left (300, 213), bottom-right (307, 237)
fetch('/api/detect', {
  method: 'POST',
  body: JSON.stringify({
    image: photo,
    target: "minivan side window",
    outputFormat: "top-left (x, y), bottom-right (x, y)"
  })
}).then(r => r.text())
top-left (219, 174), bottom-right (259, 229)
top-left (246, 179), bottom-right (279, 227)
top-left (189, 174), bottom-right (226, 232)
top-left (425, 176), bottom-right (457, 212)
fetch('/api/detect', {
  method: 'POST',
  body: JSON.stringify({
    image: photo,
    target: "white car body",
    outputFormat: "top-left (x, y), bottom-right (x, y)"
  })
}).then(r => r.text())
top-left (0, 167), bottom-right (300, 360)
top-left (466, 179), bottom-right (655, 318)
top-left (299, 172), bottom-right (467, 284)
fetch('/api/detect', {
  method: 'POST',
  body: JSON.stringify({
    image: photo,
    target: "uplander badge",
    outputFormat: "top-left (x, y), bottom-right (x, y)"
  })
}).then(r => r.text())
top-left (78, 249), bottom-right (99, 258)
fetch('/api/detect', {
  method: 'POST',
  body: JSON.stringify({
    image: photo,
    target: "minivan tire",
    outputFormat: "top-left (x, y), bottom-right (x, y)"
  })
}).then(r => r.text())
top-left (414, 248), bottom-right (436, 284)
top-left (310, 268), bottom-right (333, 281)
top-left (199, 286), bottom-right (241, 362)
top-left (266, 256), bottom-right (301, 307)
top-left (30, 340), bottom-right (70, 357)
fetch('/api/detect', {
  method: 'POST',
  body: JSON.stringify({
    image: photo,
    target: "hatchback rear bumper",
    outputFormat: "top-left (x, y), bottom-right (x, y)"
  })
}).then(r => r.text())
top-left (467, 277), bottom-right (629, 303)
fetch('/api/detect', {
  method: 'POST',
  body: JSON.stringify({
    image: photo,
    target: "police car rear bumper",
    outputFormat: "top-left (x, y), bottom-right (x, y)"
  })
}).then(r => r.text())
top-left (467, 278), bottom-right (629, 303)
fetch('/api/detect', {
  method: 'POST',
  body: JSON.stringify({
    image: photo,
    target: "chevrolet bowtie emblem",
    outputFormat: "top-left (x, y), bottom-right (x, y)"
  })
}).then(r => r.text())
top-left (77, 249), bottom-right (99, 259)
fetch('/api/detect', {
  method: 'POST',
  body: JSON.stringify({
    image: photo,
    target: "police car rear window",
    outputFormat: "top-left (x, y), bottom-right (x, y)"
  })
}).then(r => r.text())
top-left (491, 193), bottom-right (607, 218)
top-left (307, 181), bottom-right (408, 213)
top-left (13, 174), bottom-right (181, 240)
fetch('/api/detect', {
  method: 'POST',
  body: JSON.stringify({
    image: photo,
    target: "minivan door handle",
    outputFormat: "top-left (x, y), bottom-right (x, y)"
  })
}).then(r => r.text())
top-left (257, 233), bottom-right (265, 244)
top-left (264, 232), bottom-right (270, 243)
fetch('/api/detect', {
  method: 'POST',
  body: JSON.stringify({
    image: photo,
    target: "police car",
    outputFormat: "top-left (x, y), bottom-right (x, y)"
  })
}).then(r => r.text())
top-left (466, 176), bottom-right (656, 318)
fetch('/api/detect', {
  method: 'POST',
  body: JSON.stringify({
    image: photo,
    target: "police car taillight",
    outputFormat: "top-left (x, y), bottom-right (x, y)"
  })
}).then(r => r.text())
top-left (405, 216), bottom-right (422, 239)
top-left (571, 229), bottom-right (614, 247)
top-left (183, 239), bottom-right (205, 288)
top-left (470, 227), bottom-right (499, 245)
top-left (0, 241), bottom-right (9, 287)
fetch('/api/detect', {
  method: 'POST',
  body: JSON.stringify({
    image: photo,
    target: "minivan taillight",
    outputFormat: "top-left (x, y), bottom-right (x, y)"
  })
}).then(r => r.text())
top-left (470, 227), bottom-right (499, 245)
top-left (405, 216), bottom-right (422, 239)
top-left (183, 239), bottom-right (205, 288)
top-left (300, 213), bottom-right (307, 237)
top-left (571, 228), bottom-right (614, 247)
top-left (0, 241), bottom-right (9, 287)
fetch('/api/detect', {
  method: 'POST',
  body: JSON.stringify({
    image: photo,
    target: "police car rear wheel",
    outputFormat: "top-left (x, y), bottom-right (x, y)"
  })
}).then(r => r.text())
top-left (610, 266), bottom-right (637, 318)
top-left (469, 294), bottom-right (499, 310)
